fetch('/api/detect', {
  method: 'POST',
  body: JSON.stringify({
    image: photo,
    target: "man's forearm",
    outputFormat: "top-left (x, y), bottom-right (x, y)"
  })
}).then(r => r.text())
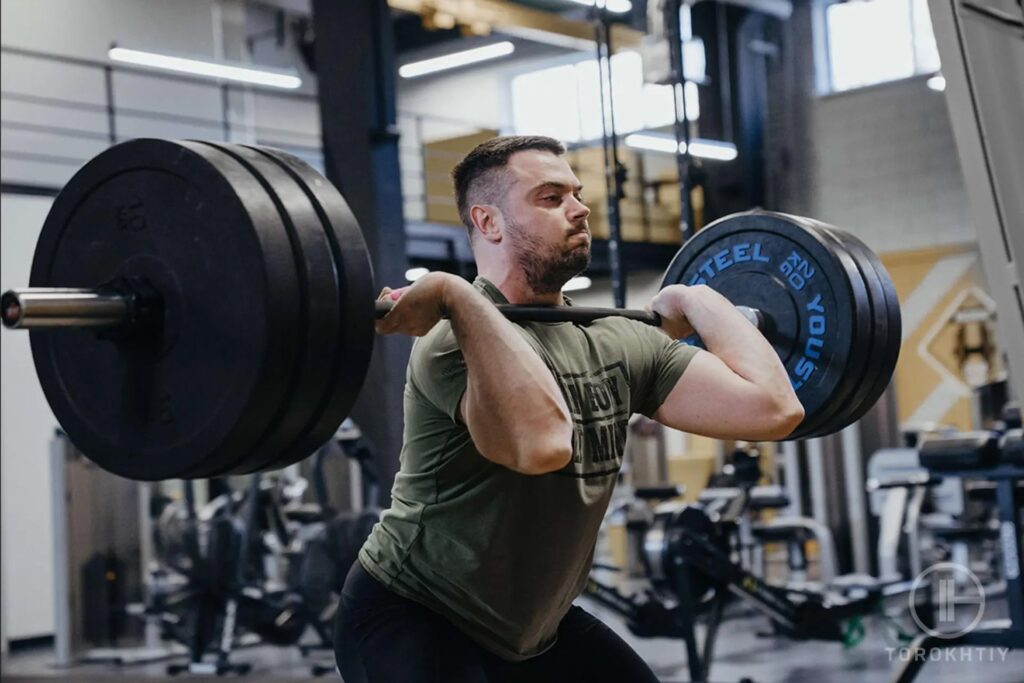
top-left (442, 279), bottom-right (573, 473)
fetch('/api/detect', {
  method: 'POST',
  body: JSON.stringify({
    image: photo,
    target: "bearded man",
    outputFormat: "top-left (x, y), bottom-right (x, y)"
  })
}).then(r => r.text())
top-left (335, 135), bottom-right (803, 682)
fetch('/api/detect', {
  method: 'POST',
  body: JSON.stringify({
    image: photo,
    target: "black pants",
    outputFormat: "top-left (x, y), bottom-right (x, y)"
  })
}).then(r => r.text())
top-left (334, 561), bottom-right (659, 683)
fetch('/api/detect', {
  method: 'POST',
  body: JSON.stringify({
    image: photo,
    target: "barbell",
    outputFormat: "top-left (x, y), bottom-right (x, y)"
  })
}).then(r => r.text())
top-left (1, 139), bottom-right (901, 481)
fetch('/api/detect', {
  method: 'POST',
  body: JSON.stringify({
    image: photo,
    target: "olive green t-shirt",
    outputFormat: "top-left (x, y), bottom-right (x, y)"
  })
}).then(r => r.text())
top-left (358, 277), bottom-right (697, 661)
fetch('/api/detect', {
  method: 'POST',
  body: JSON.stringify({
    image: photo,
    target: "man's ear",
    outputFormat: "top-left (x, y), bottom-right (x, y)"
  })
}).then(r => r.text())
top-left (470, 204), bottom-right (503, 244)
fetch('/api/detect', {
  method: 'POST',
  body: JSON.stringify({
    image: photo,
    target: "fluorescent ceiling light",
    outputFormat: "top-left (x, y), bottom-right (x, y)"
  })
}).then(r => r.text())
top-left (688, 139), bottom-right (739, 161)
top-left (927, 75), bottom-right (946, 92)
top-left (568, 0), bottom-right (633, 13)
top-left (108, 47), bottom-right (301, 89)
top-left (406, 267), bottom-right (430, 282)
top-left (624, 132), bottom-right (678, 154)
top-left (563, 276), bottom-right (592, 292)
top-left (399, 42), bottom-right (515, 79)
top-left (624, 132), bottom-right (738, 161)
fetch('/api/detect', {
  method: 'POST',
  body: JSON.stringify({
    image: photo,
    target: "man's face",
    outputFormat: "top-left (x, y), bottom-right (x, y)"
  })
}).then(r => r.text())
top-left (498, 150), bottom-right (592, 294)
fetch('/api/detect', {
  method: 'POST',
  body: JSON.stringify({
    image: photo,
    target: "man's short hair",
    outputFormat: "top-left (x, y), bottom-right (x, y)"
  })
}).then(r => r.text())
top-left (451, 135), bottom-right (566, 236)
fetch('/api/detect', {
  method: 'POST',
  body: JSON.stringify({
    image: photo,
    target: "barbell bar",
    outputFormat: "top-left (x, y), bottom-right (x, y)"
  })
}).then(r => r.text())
top-left (2, 287), bottom-right (768, 331)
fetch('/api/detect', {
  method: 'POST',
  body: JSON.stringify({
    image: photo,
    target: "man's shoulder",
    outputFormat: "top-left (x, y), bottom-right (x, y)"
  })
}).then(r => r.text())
top-left (413, 319), bottom-right (458, 355)
top-left (409, 320), bottom-right (465, 387)
top-left (586, 315), bottom-right (660, 343)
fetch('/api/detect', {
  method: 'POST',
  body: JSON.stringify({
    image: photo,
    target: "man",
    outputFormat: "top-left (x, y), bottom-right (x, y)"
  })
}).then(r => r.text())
top-left (335, 135), bottom-right (802, 682)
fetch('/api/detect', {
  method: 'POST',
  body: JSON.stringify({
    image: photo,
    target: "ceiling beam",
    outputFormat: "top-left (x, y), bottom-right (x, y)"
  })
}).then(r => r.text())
top-left (388, 0), bottom-right (643, 50)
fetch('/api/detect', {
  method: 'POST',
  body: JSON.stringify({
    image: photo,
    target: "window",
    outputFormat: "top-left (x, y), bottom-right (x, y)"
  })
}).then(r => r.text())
top-left (819, 0), bottom-right (941, 93)
top-left (511, 64), bottom-right (582, 142)
top-left (510, 50), bottom-right (699, 143)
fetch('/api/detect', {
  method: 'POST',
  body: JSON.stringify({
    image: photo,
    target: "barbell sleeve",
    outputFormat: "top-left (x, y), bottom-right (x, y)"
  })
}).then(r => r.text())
top-left (1, 288), bottom-right (131, 329)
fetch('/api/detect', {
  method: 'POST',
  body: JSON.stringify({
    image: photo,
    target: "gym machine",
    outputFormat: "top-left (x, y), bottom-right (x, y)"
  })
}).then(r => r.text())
top-left (585, 482), bottom-right (925, 683)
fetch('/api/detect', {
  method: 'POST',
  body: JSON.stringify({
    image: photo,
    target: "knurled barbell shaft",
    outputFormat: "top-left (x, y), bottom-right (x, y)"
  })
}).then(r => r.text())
top-left (373, 299), bottom-right (664, 326)
top-left (1, 288), bottom-right (129, 329)
top-left (373, 300), bottom-right (764, 329)
top-left (1, 287), bottom-right (764, 332)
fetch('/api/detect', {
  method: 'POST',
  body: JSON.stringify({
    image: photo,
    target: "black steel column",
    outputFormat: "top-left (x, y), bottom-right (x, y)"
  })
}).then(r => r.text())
top-left (594, 10), bottom-right (627, 309)
top-left (995, 476), bottom-right (1024, 633)
top-left (312, 0), bottom-right (410, 505)
top-left (220, 84), bottom-right (231, 141)
top-left (103, 65), bottom-right (117, 145)
top-left (664, 0), bottom-right (695, 242)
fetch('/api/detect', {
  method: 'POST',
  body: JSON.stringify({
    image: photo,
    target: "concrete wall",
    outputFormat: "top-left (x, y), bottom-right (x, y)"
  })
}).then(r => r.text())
top-left (0, 0), bottom-right (321, 189)
top-left (1, 193), bottom-right (59, 643)
top-left (764, 2), bottom-right (973, 256)
top-left (809, 79), bottom-right (973, 253)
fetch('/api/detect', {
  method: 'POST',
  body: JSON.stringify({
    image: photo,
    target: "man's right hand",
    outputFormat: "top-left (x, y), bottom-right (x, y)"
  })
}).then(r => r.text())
top-left (647, 285), bottom-right (697, 340)
top-left (376, 272), bottom-right (469, 337)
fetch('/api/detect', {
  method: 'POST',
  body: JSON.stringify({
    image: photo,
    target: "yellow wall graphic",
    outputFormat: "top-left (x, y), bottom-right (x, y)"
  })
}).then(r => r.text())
top-left (881, 243), bottom-right (1001, 431)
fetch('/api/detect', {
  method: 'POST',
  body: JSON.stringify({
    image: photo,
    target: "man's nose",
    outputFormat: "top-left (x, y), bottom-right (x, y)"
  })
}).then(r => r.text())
top-left (567, 196), bottom-right (590, 221)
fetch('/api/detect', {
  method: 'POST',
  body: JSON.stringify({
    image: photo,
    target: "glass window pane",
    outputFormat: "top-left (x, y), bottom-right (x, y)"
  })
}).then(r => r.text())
top-left (642, 83), bottom-right (677, 128)
top-left (575, 59), bottom-right (604, 141)
top-left (684, 81), bottom-right (700, 121)
top-left (609, 51), bottom-right (645, 134)
top-left (511, 64), bottom-right (581, 142)
top-left (912, 0), bottom-right (941, 73)
top-left (512, 49), bottom-right (693, 141)
top-left (827, 0), bottom-right (915, 91)
top-left (576, 51), bottom-right (659, 140)
top-left (683, 38), bottom-right (706, 82)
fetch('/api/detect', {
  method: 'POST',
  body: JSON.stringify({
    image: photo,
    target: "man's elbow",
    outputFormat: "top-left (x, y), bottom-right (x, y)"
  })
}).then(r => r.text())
top-left (763, 396), bottom-right (804, 440)
top-left (512, 424), bottom-right (574, 475)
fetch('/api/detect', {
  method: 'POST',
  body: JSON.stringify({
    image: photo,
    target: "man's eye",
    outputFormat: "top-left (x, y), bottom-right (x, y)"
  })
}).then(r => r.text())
top-left (544, 195), bottom-right (560, 202)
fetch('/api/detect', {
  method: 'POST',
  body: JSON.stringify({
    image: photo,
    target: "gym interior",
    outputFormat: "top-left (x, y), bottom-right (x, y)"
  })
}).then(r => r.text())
top-left (1, 0), bottom-right (1022, 681)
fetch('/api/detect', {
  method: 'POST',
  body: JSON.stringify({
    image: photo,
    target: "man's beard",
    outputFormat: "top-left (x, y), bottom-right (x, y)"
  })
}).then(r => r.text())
top-left (505, 214), bottom-right (591, 295)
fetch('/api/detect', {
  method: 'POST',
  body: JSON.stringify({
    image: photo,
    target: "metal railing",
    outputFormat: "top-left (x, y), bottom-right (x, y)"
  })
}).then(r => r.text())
top-left (1, 45), bottom-right (323, 185)
top-left (0, 44), bottom-right (495, 228)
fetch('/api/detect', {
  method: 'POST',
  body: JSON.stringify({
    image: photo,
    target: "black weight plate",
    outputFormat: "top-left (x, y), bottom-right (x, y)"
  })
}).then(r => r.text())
top-left (169, 141), bottom-right (305, 478)
top-left (779, 215), bottom-right (873, 438)
top-left (786, 216), bottom-right (874, 438)
top-left (250, 147), bottom-right (375, 470)
top-left (807, 224), bottom-right (890, 436)
top-left (859, 237), bottom-right (902, 413)
top-left (661, 211), bottom-right (858, 441)
top-left (192, 141), bottom-right (342, 475)
top-left (827, 229), bottom-right (901, 428)
top-left (27, 139), bottom-right (301, 480)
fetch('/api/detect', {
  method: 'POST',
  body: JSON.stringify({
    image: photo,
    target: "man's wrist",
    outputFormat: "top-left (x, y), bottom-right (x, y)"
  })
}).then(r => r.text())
top-left (662, 284), bottom-right (694, 318)
top-left (438, 274), bottom-right (476, 317)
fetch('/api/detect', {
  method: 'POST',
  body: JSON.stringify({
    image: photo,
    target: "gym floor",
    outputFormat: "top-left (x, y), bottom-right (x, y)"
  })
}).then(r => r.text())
top-left (3, 594), bottom-right (1021, 682)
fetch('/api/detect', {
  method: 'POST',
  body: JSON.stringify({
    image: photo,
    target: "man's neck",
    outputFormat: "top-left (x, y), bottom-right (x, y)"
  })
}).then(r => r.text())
top-left (481, 268), bottom-right (564, 306)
